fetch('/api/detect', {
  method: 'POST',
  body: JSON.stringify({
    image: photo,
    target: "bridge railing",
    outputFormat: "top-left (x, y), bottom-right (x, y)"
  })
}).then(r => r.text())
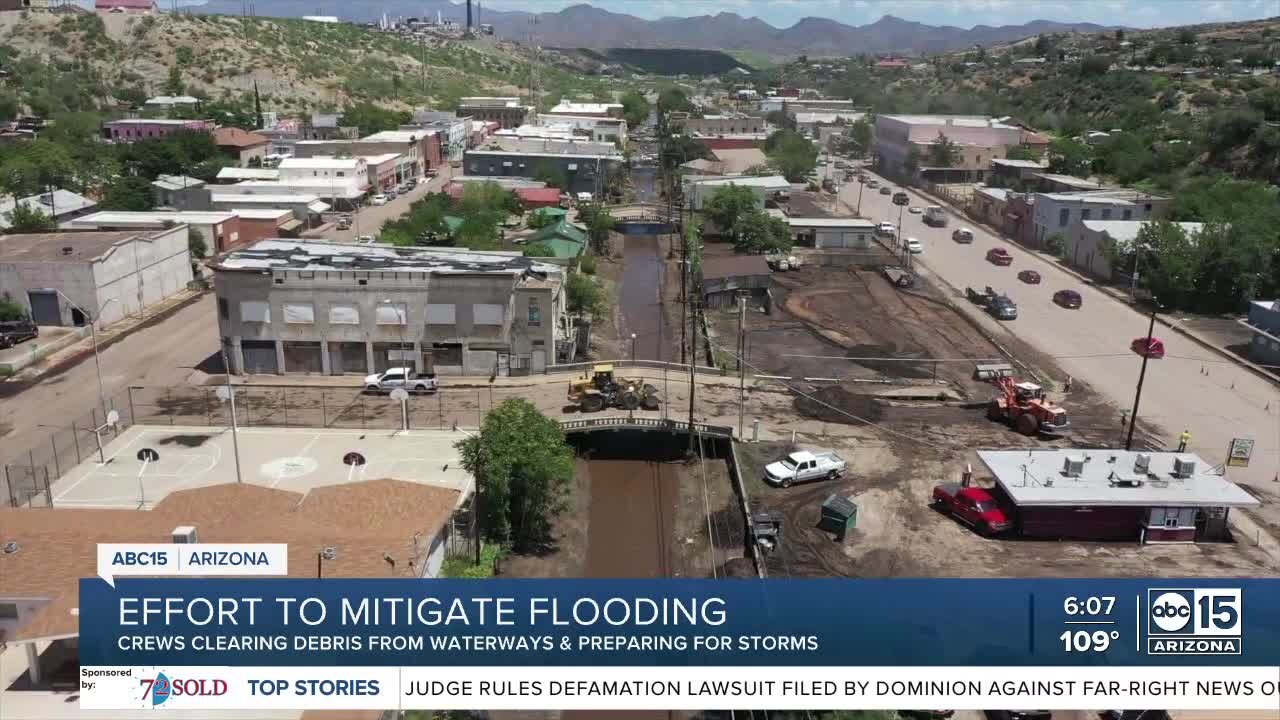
top-left (549, 360), bottom-right (721, 376)
top-left (560, 415), bottom-right (734, 438)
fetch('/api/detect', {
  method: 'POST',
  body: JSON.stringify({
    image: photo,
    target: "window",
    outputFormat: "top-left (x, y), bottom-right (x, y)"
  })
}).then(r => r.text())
top-left (282, 302), bottom-right (315, 324)
top-left (425, 304), bottom-right (456, 325)
top-left (473, 303), bottom-right (504, 325)
top-left (0, 602), bottom-right (17, 620)
top-left (1081, 208), bottom-right (1091, 221)
top-left (239, 300), bottom-right (270, 323)
top-left (1058, 208), bottom-right (1070, 227)
top-left (1123, 209), bottom-right (1133, 220)
top-left (336, 171), bottom-right (345, 177)
top-left (375, 303), bottom-right (408, 325)
top-left (329, 303), bottom-right (360, 324)
top-left (527, 298), bottom-right (542, 326)
top-left (218, 297), bottom-right (229, 319)
top-left (1101, 208), bottom-right (1112, 220)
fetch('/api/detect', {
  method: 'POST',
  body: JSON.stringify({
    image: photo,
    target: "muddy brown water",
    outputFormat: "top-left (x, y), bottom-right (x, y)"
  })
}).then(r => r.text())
top-left (619, 234), bottom-right (668, 361)
top-left (582, 459), bottom-right (678, 578)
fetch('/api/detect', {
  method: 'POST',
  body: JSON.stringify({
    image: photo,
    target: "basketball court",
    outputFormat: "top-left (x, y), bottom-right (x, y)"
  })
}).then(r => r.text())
top-left (47, 424), bottom-right (473, 509)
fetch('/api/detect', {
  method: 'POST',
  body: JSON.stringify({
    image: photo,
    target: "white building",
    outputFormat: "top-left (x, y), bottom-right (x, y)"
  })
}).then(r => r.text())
top-left (532, 115), bottom-right (628, 147)
top-left (1073, 219), bottom-right (1201, 281)
top-left (545, 102), bottom-right (624, 119)
top-left (0, 189), bottom-right (98, 230)
top-left (0, 227), bottom-right (192, 327)
top-left (683, 175), bottom-right (791, 212)
top-left (1031, 190), bottom-right (1170, 255)
top-left (873, 115), bottom-right (1023, 181)
top-left (788, 217), bottom-right (876, 249)
top-left (143, 95), bottom-right (200, 110)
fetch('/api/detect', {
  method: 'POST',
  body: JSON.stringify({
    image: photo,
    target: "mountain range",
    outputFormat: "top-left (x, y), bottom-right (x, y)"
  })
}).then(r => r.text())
top-left (187, 0), bottom-right (1117, 57)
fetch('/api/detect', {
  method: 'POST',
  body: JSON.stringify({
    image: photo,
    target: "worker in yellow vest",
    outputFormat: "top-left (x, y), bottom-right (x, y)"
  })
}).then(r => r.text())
top-left (1177, 429), bottom-right (1191, 453)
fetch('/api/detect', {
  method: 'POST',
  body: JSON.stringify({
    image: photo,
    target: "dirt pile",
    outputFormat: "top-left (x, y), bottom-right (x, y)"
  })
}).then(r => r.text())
top-left (794, 385), bottom-right (886, 424)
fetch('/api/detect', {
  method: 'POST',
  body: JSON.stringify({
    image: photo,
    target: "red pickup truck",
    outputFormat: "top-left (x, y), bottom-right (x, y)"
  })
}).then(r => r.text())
top-left (931, 483), bottom-right (1011, 536)
top-left (986, 247), bottom-right (1014, 266)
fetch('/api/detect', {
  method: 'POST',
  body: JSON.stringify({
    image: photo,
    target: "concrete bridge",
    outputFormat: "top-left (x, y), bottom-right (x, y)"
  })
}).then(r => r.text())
top-left (608, 203), bottom-right (676, 223)
top-left (560, 415), bottom-right (733, 438)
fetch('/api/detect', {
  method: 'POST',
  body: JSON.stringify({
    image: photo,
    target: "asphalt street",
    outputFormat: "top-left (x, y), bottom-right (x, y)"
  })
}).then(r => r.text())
top-left (325, 165), bottom-right (456, 242)
top-left (837, 163), bottom-right (1280, 490)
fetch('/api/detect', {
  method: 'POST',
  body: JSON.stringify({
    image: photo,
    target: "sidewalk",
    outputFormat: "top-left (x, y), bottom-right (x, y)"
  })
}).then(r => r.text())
top-left (906, 182), bottom-right (1280, 388)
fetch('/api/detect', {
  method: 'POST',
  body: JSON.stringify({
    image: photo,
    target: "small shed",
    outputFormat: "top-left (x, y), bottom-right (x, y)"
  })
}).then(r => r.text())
top-left (529, 206), bottom-right (568, 225)
top-left (819, 494), bottom-right (858, 540)
top-left (700, 254), bottom-right (772, 311)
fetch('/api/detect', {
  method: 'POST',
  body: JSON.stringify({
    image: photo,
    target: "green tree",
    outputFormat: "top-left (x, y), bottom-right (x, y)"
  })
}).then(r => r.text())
top-left (5, 203), bottom-right (56, 233)
top-left (903, 145), bottom-right (922, 178)
top-left (704, 184), bottom-right (757, 236)
top-left (163, 65), bottom-right (184, 96)
top-left (526, 210), bottom-right (557, 230)
top-left (657, 86), bottom-right (693, 115)
top-left (188, 227), bottom-right (208, 259)
top-left (522, 241), bottom-right (554, 257)
top-left (531, 162), bottom-right (569, 191)
top-left (455, 398), bottom-right (574, 551)
top-left (1046, 137), bottom-right (1091, 177)
top-left (577, 202), bottom-right (616, 254)
top-left (100, 175), bottom-right (155, 211)
top-left (0, 293), bottom-right (27, 321)
top-left (566, 272), bottom-right (606, 320)
top-left (1177, 28), bottom-right (1196, 45)
top-left (1080, 55), bottom-right (1112, 76)
top-left (619, 89), bottom-right (650, 128)
top-left (845, 117), bottom-right (872, 156)
top-left (731, 209), bottom-right (792, 254)
top-left (1004, 145), bottom-right (1039, 161)
top-left (339, 102), bottom-right (411, 136)
top-left (763, 129), bottom-right (817, 182)
top-left (1033, 34), bottom-right (1053, 57)
top-left (927, 132), bottom-right (960, 168)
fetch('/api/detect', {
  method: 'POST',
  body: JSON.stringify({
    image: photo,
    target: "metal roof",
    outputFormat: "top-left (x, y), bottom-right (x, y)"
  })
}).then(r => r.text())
top-left (978, 449), bottom-right (1259, 508)
top-left (151, 175), bottom-right (206, 191)
top-left (67, 211), bottom-right (237, 226)
top-left (786, 217), bottom-right (876, 229)
top-left (1081, 220), bottom-right (1204, 244)
top-left (214, 239), bottom-right (563, 278)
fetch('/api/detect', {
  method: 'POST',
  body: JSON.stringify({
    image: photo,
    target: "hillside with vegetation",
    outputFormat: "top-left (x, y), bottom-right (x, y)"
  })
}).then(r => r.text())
top-left (0, 11), bottom-right (609, 120)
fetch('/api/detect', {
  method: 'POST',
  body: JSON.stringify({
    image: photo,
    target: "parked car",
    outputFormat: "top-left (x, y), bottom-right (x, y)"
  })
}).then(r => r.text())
top-left (357, 235), bottom-right (376, 244)
top-left (385, 189), bottom-right (399, 200)
top-left (335, 215), bottom-right (352, 230)
top-left (0, 318), bottom-right (38, 349)
top-left (876, 222), bottom-right (897, 239)
top-left (879, 186), bottom-right (892, 195)
top-left (952, 227), bottom-right (974, 243)
top-left (906, 237), bottom-right (924, 254)
top-left (1131, 336), bottom-right (1165, 359)
top-left (931, 483), bottom-right (1011, 535)
top-left (1017, 270), bottom-right (1041, 284)
top-left (763, 449), bottom-right (847, 488)
top-left (371, 194), bottom-right (388, 206)
top-left (986, 247), bottom-right (1013, 266)
top-left (866, 179), bottom-right (880, 188)
top-left (923, 205), bottom-right (947, 226)
top-left (907, 205), bottom-right (922, 214)
top-left (363, 367), bottom-right (439, 394)
top-left (1053, 289), bottom-right (1083, 308)
top-left (987, 295), bottom-right (1018, 320)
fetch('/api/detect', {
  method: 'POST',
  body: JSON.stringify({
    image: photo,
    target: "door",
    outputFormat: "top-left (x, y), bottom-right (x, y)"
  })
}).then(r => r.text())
top-left (240, 340), bottom-right (279, 374)
top-left (531, 349), bottom-right (546, 373)
top-left (496, 353), bottom-right (510, 377)
top-left (27, 290), bottom-right (60, 326)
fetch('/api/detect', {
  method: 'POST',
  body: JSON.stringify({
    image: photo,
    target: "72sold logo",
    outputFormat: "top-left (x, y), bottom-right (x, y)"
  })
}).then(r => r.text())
top-left (1146, 588), bottom-right (1242, 655)
top-left (140, 672), bottom-right (228, 706)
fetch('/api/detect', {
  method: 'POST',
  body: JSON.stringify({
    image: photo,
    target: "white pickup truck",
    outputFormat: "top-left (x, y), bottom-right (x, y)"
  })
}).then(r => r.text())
top-left (363, 367), bottom-right (439, 394)
top-left (764, 449), bottom-right (847, 487)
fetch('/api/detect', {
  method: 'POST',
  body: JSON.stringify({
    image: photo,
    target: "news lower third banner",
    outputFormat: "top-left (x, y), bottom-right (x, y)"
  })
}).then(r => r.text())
top-left (77, 577), bottom-right (1280, 710)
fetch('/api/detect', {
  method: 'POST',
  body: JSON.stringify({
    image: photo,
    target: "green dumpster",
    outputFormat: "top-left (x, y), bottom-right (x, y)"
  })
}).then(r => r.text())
top-left (819, 494), bottom-right (857, 540)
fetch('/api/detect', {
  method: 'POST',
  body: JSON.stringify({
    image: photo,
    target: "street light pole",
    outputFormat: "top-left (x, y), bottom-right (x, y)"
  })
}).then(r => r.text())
top-left (219, 341), bottom-right (244, 485)
top-left (52, 290), bottom-right (114, 424)
top-left (1125, 300), bottom-right (1159, 451)
top-left (630, 333), bottom-right (637, 362)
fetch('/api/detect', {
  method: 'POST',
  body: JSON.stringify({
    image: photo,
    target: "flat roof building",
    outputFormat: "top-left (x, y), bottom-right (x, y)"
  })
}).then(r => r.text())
top-left (978, 449), bottom-right (1257, 543)
top-left (213, 239), bottom-right (576, 377)
top-left (546, 102), bottom-right (624, 119)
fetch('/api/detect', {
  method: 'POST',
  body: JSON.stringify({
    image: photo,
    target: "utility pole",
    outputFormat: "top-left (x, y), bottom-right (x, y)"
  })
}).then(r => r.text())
top-left (687, 293), bottom-right (697, 455)
top-left (737, 295), bottom-right (746, 439)
top-left (1125, 300), bottom-right (1159, 451)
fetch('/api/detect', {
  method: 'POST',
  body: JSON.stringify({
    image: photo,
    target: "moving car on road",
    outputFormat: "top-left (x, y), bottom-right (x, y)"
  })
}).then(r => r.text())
top-left (764, 449), bottom-right (847, 488)
top-left (987, 295), bottom-right (1018, 320)
top-left (879, 186), bottom-right (892, 195)
top-left (371, 194), bottom-right (388, 206)
top-left (876, 222), bottom-right (897, 239)
top-left (907, 206), bottom-right (922, 214)
top-left (952, 227), bottom-right (974, 243)
top-left (923, 205), bottom-right (947, 227)
top-left (931, 483), bottom-right (1011, 536)
top-left (1131, 336), bottom-right (1165, 359)
top-left (1053, 289), bottom-right (1083, 308)
top-left (1017, 270), bottom-right (1041, 284)
top-left (363, 367), bottom-right (439, 394)
top-left (906, 237), bottom-right (924, 254)
top-left (986, 247), bottom-right (1013, 266)
top-left (866, 179), bottom-right (880, 188)
top-left (892, 190), bottom-right (909, 204)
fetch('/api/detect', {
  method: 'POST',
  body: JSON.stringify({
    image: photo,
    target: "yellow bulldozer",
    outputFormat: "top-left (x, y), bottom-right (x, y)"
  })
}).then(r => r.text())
top-left (567, 364), bottom-right (660, 413)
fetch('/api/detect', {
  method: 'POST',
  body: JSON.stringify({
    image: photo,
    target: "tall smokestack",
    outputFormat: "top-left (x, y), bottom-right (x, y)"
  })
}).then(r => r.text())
top-left (466, 0), bottom-right (472, 29)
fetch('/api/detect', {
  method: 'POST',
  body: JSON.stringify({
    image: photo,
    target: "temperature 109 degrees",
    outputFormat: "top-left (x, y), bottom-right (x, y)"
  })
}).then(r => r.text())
top-left (1060, 629), bottom-right (1120, 652)
top-left (1063, 596), bottom-right (1116, 616)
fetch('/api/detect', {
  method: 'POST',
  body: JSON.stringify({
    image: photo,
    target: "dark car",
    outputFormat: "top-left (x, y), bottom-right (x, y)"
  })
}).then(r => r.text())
top-left (1053, 289), bottom-right (1083, 308)
top-left (879, 186), bottom-right (892, 195)
top-left (1017, 270), bottom-right (1041, 284)
top-left (0, 318), bottom-right (38, 349)
top-left (987, 295), bottom-right (1018, 320)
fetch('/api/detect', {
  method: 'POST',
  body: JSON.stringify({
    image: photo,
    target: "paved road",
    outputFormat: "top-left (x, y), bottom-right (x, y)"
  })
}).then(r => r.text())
top-left (0, 295), bottom-right (219, 467)
top-left (325, 166), bottom-right (456, 242)
top-left (837, 167), bottom-right (1280, 492)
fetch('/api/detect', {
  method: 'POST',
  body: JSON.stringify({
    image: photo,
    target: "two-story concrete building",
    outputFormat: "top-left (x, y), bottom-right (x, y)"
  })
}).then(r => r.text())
top-left (546, 102), bottom-right (624, 119)
top-left (531, 116), bottom-right (628, 147)
top-left (682, 114), bottom-right (765, 137)
top-left (458, 98), bottom-right (532, 130)
top-left (873, 115), bottom-right (1023, 183)
top-left (212, 240), bottom-right (573, 377)
top-left (463, 150), bottom-right (624, 197)
top-left (1030, 190), bottom-right (1171, 255)
top-left (1072, 219), bottom-right (1201, 281)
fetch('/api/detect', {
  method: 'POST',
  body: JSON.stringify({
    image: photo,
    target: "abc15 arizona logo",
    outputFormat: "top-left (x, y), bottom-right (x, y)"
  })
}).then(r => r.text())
top-left (1146, 588), bottom-right (1242, 655)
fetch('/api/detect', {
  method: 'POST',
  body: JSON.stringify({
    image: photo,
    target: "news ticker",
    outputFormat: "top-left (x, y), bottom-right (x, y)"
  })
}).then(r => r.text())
top-left (78, 577), bottom-right (1280, 667)
top-left (79, 666), bottom-right (1280, 711)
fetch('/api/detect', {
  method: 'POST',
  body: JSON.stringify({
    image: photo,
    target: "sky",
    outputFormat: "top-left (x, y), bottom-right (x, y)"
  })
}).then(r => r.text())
top-left (473, 0), bottom-right (1279, 28)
